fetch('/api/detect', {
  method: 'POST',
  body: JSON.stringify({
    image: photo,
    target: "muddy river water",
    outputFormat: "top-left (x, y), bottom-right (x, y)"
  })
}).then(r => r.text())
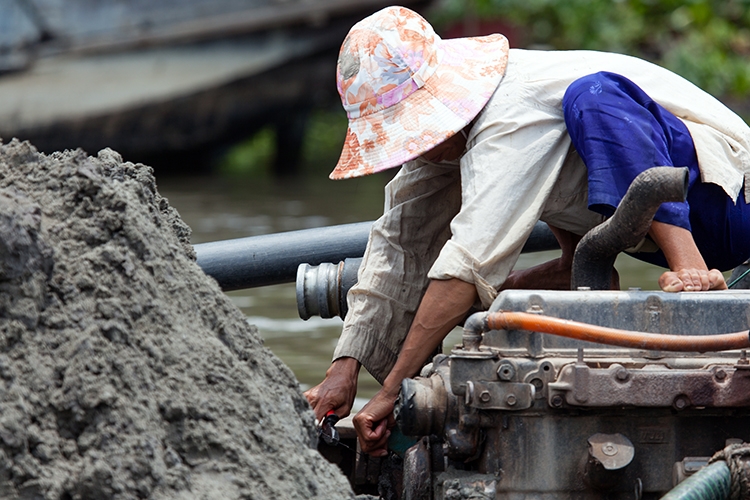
top-left (157, 171), bottom-right (668, 406)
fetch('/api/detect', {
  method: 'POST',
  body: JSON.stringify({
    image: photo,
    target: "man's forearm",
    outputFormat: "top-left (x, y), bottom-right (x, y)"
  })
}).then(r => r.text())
top-left (649, 221), bottom-right (707, 271)
top-left (380, 278), bottom-right (478, 396)
top-left (649, 220), bottom-right (726, 291)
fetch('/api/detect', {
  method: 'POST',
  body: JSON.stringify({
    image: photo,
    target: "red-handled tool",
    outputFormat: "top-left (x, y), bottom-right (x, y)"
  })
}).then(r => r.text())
top-left (320, 410), bottom-right (340, 445)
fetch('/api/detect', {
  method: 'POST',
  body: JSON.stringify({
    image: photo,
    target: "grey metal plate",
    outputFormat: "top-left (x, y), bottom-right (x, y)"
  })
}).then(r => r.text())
top-left (487, 289), bottom-right (750, 353)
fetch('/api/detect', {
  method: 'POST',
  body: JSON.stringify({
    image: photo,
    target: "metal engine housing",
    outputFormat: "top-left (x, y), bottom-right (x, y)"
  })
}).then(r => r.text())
top-left (397, 289), bottom-right (750, 499)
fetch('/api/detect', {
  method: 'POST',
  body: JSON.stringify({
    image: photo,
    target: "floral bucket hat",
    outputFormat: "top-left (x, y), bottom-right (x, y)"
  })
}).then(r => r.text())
top-left (330, 6), bottom-right (509, 180)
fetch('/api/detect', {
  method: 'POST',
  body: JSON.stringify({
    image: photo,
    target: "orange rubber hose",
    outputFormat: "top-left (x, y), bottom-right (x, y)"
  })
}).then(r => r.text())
top-left (486, 311), bottom-right (750, 352)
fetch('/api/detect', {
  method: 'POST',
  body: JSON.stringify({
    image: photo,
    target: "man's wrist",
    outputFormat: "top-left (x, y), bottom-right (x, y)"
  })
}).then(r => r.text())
top-left (328, 357), bottom-right (361, 378)
top-left (381, 374), bottom-right (405, 399)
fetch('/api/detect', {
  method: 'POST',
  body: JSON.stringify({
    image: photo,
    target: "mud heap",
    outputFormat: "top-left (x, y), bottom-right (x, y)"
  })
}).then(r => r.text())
top-left (0, 139), bottom-right (352, 499)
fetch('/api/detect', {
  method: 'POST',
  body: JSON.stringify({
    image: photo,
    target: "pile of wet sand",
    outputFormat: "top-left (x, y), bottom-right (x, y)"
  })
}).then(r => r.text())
top-left (0, 139), bottom-right (352, 499)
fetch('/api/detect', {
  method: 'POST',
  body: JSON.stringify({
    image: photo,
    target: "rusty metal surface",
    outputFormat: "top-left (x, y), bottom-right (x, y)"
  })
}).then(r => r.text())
top-left (399, 349), bottom-right (750, 498)
top-left (464, 380), bottom-right (535, 410)
top-left (437, 473), bottom-right (496, 499)
top-left (483, 413), bottom-right (749, 496)
top-left (395, 289), bottom-right (750, 499)
top-left (548, 361), bottom-right (750, 408)
top-left (403, 437), bottom-right (432, 500)
top-left (397, 358), bottom-right (450, 438)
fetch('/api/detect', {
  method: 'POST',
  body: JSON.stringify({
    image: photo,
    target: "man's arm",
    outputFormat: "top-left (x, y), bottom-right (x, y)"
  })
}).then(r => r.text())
top-left (649, 221), bottom-right (727, 291)
top-left (501, 223), bottom-right (724, 293)
top-left (305, 161), bottom-right (462, 421)
top-left (352, 278), bottom-right (478, 456)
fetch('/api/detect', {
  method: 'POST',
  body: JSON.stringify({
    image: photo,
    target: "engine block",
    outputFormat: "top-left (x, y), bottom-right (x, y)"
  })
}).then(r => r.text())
top-left (396, 289), bottom-right (750, 499)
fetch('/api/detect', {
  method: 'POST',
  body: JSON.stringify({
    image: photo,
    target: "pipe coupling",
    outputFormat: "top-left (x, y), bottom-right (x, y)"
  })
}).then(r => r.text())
top-left (296, 258), bottom-right (361, 320)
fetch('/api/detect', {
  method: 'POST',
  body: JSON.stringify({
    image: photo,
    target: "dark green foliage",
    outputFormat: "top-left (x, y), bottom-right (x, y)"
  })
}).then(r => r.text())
top-left (431, 0), bottom-right (750, 98)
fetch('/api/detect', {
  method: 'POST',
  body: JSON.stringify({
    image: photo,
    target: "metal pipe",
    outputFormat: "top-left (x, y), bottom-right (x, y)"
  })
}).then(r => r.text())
top-left (462, 311), bottom-right (750, 352)
top-left (195, 220), bottom-right (558, 294)
top-left (295, 221), bottom-right (560, 319)
top-left (194, 222), bottom-right (371, 291)
top-left (571, 166), bottom-right (689, 290)
top-left (515, 220), bottom-right (560, 253)
top-left (297, 257), bottom-right (361, 320)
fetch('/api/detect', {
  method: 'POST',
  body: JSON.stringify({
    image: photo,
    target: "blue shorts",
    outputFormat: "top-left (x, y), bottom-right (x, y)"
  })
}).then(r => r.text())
top-left (563, 72), bottom-right (750, 271)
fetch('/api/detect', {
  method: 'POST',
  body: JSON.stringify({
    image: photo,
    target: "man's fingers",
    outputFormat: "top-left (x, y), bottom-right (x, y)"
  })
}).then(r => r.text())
top-left (662, 281), bottom-right (684, 292)
top-left (659, 271), bottom-right (684, 292)
top-left (695, 270), bottom-right (709, 290)
top-left (660, 269), bottom-right (728, 292)
top-left (303, 387), bottom-right (323, 420)
top-left (708, 269), bottom-right (728, 290)
top-left (303, 388), bottom-right (317, 406)
top-left (352, 389), bottom-right (398, 456)
top-left (304, 381), bottom-right (353, 422)
top-left (676, 269), bottom-right (702, 291)
top-left (357, 419), bottom-right (390, 456)
top-left (353, 413), bottom-right (382, 441)
top-left (387, 412), bottom-right (396, 428)
top-left (304, 388), bottom-right (331, 422)
top-left (367, 430), bottom-right (391, 457)
top-left (353, 400), bottom-right (395, 456)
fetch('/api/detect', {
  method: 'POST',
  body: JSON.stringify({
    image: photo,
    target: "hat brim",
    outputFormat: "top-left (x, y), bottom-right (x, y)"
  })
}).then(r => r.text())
top-left (330, 34), bottom-right (509, 180)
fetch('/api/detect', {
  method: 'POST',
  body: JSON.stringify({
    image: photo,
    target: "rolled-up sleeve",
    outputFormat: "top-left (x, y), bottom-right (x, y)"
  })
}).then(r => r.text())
top-left (333, 160), bottom-right (461, 383)
top-left (429, 84), bottom-right (573, 307)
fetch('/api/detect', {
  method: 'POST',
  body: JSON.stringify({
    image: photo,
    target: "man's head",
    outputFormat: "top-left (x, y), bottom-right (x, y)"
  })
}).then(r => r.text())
top-left (329, 6), bottom-right (509, 180)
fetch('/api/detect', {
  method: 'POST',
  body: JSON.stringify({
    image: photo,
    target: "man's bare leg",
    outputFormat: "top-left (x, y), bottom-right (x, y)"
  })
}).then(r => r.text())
top-left (501, 225), bottom-right (621, 291)
top-left (502, 225), bottom-right (620, 291)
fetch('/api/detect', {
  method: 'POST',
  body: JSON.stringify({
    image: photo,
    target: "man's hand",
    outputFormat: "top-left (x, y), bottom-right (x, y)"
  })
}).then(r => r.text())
top-left (649, 221), bottom-right (727, 293)
top-left (352, 389), bottom-right (397, 457)
top-left (304, 357), bottom-right (360, 422)
top-left (351, 278), bottom-right (478, 456)
top-left (659, 268), bottom-right (727, 292)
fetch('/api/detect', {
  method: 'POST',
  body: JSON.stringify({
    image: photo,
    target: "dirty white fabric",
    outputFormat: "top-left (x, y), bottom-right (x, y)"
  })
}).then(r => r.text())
top-left (334, 48), bottom-right (750, 383)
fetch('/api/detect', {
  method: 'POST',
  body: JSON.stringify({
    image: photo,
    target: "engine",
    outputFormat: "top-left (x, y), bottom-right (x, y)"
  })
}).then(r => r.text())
top-left (396, 289), bottom-right (750, 500)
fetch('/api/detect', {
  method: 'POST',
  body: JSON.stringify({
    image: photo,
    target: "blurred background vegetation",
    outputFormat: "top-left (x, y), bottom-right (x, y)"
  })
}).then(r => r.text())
top-left (222, 0), bottom-right (750, 177)
top-left (219, 107), bottom-right (349, 177)
top-left (432, 0), bottom-right (750, 100)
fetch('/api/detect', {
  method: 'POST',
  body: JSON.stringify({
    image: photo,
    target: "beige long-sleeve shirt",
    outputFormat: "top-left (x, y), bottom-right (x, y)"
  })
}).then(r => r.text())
top-left (334, 48), bottom-right (750, 383)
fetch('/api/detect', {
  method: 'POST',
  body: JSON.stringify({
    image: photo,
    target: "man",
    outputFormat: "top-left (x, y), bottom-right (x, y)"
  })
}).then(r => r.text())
top-left (305, 6), bottom-right (750, 456)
